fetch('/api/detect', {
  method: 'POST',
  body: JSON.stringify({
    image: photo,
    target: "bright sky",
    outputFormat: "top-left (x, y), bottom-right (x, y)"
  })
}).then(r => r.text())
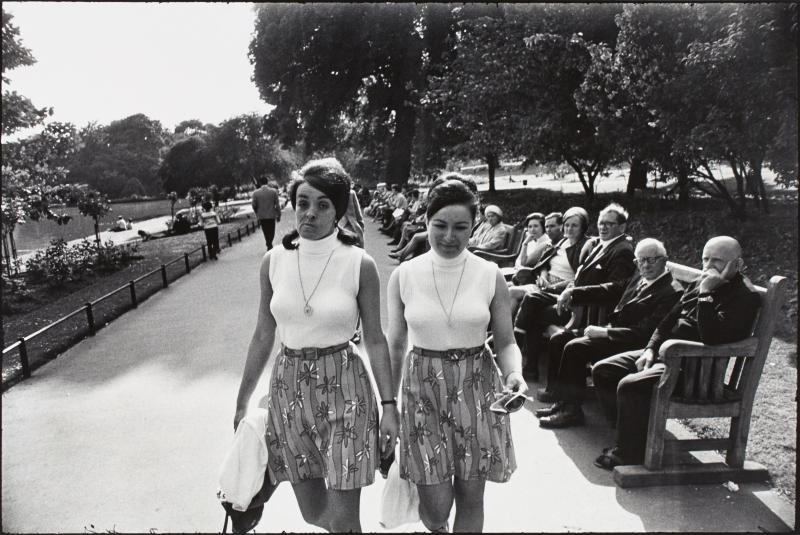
top-left (3, 2), bottom-right (273, 139)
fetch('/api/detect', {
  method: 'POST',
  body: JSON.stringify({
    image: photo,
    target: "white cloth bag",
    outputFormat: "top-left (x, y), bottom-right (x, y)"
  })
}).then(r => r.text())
top-left (217, 408), bottom-right (270, 512)
top-left (379, 460), bottom-right (420, 529)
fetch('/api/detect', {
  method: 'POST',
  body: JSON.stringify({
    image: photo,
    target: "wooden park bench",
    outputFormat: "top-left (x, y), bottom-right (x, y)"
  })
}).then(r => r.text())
top-left (530, 260), bottom-right (786, 487)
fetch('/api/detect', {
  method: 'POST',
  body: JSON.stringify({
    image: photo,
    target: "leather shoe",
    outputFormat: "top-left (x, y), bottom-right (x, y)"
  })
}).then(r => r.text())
top-left (387, 240), bottom-right (399, 246)
top-left (538, 405), bottom-right (584, 428)
top-left (388, 252), bottom-right (400, 259)
top-left (594, 447), bottom-right (626, 470)
top-left (534, 401), bottom-right (565, 418)
top-left (536, 387), bottom-right (557, 403)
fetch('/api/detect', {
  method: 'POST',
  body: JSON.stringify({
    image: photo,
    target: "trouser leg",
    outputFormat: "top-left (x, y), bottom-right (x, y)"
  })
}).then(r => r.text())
top-left (591, 350), bottom-right (640, 427)
top-left (615, 365), bottom-right (664, 463)
top-left (259, 219), bottom-right (276, 249)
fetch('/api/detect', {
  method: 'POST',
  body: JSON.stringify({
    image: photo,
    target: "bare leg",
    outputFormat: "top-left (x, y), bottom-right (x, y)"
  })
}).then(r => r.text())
top-left (453, 478), bottom-right (486, 532)
top-left (291, 479), bottom-right (329, 531)
top-left (417, 480), bottom-right (454, 532)
top-left (326, 488), bottom-right (363, 533)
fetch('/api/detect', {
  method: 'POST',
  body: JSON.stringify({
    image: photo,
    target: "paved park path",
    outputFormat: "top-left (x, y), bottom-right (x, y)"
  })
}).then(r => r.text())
top-left (2, 207), bottom-right (794, 533)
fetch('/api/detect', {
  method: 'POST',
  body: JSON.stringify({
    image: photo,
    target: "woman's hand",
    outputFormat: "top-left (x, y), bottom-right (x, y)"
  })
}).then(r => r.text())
top-left (504, 371), bottom-right (528, 394)
top-left (379, 404), bottom-right (400, 456)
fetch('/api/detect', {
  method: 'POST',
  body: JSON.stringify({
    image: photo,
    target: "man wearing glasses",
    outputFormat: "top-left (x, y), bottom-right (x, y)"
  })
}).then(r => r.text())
top-left (591, 236), bottom-right (760, 470)
top-left (537, 238), bottom-right (683, 428)
top-left (516, 203), bottom-right (636, 381)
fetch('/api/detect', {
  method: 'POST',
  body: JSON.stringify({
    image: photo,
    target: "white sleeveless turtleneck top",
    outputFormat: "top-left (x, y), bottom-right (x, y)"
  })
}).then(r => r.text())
top-left (269, 232), bottom-right (364, 348)
top-left (397, 248), bottom-right (498, 350)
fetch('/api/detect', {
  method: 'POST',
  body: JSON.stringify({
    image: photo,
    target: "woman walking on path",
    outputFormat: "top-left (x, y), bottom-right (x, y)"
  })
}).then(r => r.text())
top-left (199, 200), bottom-right (221, 260)
top-left (234, 157), bottom-right (399, 532)
top-left (386, 179), bottom-right (526, 532)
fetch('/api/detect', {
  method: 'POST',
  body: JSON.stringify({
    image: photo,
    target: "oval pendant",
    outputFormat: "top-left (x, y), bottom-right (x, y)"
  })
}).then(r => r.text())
top-left (304, 305), bottom-right (313, 316)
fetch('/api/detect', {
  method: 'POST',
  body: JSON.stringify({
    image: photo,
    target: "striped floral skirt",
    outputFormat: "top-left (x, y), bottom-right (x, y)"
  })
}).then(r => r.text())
top-left (265, 342), bottom-right (379, 490)
top-left (399, 346), bottom-right (516, 486)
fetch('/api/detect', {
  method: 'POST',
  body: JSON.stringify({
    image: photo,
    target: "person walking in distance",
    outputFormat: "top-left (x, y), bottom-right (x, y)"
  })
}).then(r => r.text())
top-left (199, 200), bottom-right (222, 260)
top-left (234, 157), bottom-right (399, 532)
top-left (251, 177), bottom-right (282, 250)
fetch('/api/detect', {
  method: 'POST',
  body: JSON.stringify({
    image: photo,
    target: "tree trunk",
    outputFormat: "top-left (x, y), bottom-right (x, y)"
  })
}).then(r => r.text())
top-left (2, 232), bottom-right (12, 277)
top-left (626, 158), bottom-right (648, 197)
top-left (751, 158), bottom-right (769, 214)
top-left (486, 153), bottom-right (498, 192)
top-left (94, 220), bottom-right (101, 244)
top-left (385, 105), bottom-right (416, 186)
top-left (677, 163), bottom-right (690, 205)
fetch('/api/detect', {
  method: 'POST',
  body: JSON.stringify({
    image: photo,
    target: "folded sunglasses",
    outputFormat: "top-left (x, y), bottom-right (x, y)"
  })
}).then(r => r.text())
top-left (489, 390), bottom-right (533, 414)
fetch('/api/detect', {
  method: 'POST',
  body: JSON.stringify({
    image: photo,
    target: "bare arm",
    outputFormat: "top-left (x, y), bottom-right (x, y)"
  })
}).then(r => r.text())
top-left (386, 269), bottom-right (408, 398)
top-left (234, 253), bottom-right (277, 429)
top-left (489, 270), bottom-right (527, 393)
top-left (357, 255), bottom-right (394, 401)
top-left (358, 255), bottom-right (400, 453)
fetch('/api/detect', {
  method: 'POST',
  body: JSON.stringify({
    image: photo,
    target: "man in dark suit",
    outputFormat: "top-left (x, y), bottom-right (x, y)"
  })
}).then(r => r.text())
top-left (536, 238), bottom-right (683, 428)
top-left (251, 177), bottom-right (282, 250)
top-left (516, 203), bottom-right (637, 380)
top-left (591, 236), bottom-right (761, 469)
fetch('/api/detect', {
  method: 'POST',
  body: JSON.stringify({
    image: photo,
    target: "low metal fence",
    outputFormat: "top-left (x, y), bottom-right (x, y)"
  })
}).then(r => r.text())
top-left (2, 219), bottom-right (259, 390)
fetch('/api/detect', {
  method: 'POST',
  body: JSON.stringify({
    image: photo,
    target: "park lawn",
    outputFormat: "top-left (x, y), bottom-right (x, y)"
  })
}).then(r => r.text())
top-left (1, 220), bottom-right (253, 387)
top-left (480, 187), bottom-right (797, 503)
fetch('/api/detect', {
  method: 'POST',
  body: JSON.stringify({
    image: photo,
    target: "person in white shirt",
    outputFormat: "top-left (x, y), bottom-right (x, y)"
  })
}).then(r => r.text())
top-left (234, 158), bottom-right (399, 533)
top-left (199, 201), bottom-right (222, 259)
top-left (387, 179), bottom-right (526, 533)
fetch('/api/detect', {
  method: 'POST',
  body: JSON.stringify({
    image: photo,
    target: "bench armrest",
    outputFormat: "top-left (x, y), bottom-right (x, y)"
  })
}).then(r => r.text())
top-left (472, 250), bottom-right (517, 267)
top-left (658, 338), bottom-right (759, 360)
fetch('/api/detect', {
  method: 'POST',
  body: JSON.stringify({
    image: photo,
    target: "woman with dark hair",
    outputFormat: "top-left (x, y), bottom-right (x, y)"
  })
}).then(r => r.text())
top-left (386, 179), bottom-right (526, 532)
top-left (514, 212), bottom-right (550, 269)
top-left (234, 157), bottom-right (399, 532)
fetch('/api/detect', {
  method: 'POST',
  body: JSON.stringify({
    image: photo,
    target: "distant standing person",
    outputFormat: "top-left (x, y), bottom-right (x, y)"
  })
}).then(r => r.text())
top-left (252, 178), bottom-right (282, 249)
top-left (200, 201), bottom-right (222, 260)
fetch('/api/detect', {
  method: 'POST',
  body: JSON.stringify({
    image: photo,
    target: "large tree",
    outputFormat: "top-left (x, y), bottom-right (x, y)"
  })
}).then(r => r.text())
top-left (68, 114), bottom-right (169, 198)
top-left (1, 9), bottom-right (51, 136)
top-left (250, 4), bottom-right (498, 185)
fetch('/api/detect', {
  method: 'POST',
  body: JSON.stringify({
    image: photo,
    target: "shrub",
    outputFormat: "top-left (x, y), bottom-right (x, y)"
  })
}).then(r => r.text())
top-left (24, 238), bottom-right (141, 286)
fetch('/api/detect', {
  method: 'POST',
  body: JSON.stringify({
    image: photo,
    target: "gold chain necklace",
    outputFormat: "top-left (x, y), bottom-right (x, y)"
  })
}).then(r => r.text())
top-left (431, 258), bottom-right (468, 326)
top-left (297, 248), bottom-right (336, 317)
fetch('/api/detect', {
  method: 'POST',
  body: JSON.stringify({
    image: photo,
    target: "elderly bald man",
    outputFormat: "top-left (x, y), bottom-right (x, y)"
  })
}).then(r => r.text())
top-left (537, 238), bottom-right (684, 429)
top-left (591, 236), bottom-right (761, 470)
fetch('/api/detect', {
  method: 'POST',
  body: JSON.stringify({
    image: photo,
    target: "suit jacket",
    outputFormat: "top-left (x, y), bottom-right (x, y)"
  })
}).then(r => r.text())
top-left (251, 186), bottom-right (281, 219)
top-left (646, 272), bottom-right (761, 356)
top-left (573, 233), bottom-right (635, 287)
top-left (571, 270), bottom-right (684, 347)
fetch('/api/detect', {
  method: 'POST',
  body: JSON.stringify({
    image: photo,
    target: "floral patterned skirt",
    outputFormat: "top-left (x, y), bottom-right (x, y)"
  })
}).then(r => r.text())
top-left (266, 343), bottom-right (379, 490)
top-left (399, 346), bottom-right (516, 486)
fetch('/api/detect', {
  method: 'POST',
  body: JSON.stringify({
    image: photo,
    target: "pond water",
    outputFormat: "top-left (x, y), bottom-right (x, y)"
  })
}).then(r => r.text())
top-left (11, 199), bottom-right (190, 255)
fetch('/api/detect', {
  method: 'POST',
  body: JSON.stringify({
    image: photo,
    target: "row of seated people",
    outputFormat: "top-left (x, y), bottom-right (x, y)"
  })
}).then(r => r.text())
top-left (368, 174), bottom-right (515, 263)
top-left (365, 178), bottom-right (762, 471)
top-left (503, 202), bottom-right (760, 470)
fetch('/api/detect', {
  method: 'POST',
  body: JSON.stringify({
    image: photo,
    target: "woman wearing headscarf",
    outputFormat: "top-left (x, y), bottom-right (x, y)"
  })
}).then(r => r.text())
top-left (387, 179), bottom-right (526, 532)
top-left (234, 157), bottom-right (399, 532)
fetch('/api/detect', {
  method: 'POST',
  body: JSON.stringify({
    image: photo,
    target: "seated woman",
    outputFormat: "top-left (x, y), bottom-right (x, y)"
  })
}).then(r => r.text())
top-left (507, 207), bottom-right (590, 318)
top-left (513, 212), bottom-right (551, 270)
top-left (467, 205), bottom-right (508, 253)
